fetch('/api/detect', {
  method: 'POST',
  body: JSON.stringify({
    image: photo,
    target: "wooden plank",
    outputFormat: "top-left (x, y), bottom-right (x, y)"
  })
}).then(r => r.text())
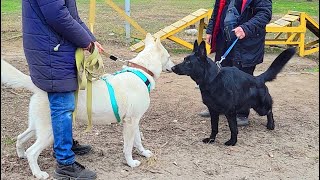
top-left (171, 20), bottom-right (187, 28)
top-left (153, 30), bottom-right (167, 38)
top-left (274, 19), bottom-right (292, 27)
top-left (191, 9), bottom-right (207, 16)
top-left (282, 14), bottom-right (300, 22)
top-left (181, 15), bottom-right (197, 22)
top-left (162, 25), bottom-right (177, 33)
top-left (288, 11), bottom-right (301, 16)
top-left (266, 23), bottom-right (283, 27)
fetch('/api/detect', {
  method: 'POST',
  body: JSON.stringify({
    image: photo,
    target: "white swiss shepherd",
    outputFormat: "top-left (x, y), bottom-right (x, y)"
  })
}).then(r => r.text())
top-left (1, 33), bottom-right (174, 179)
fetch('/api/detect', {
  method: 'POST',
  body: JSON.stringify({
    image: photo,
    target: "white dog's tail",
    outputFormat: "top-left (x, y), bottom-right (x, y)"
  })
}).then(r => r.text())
top-left (1, 59), bottom-right (41, 93)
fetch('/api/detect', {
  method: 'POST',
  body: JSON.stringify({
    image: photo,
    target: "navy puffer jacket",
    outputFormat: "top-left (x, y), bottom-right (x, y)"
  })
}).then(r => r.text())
top-left (22, 0), bottom-right (96, 92)
top-left (206, 0), bottom-right (272, 67)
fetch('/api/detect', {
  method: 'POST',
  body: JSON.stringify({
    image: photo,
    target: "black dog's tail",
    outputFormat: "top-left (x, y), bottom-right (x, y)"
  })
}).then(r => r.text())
top-left (257, 48), bottom-right (296, 82)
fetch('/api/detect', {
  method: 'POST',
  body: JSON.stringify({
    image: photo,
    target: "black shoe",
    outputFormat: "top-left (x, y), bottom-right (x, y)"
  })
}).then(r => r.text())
top-left (72, 139), bottom-right (92, 155)
top-left (198, 109), bottom-right (210, 117)
top-left (236, 116), bottom-right (249, 127)
top-left (53, 161), bottom-right (97, 180)
top-left (53, 139), bottom-right (92, 158)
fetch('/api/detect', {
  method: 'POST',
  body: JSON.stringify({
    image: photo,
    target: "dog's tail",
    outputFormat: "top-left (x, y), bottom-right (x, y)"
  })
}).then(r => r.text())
top-left (257, 48), bottom-right (296, 82)
top-left (1, 59), bottom-right (41, 93)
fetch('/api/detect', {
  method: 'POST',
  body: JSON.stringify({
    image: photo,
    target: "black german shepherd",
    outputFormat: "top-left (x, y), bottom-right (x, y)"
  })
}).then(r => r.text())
top-left (172, 41), bottom-right (296, 146)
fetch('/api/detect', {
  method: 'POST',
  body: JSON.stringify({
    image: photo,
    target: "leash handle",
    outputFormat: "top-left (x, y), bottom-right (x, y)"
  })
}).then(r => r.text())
top-left (101, 51), bottom-right (118, 61)
top-left (220, 37), bottom-right (239, 62)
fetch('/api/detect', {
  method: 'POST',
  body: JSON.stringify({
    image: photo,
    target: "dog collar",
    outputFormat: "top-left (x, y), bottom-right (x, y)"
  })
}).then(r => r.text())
top-left (127, 62), bottom-right (154, 78)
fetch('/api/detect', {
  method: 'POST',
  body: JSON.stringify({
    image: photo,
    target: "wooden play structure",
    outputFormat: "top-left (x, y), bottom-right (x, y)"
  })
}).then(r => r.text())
top-left (130, 9), bottom-right (212, 53)
top-left (88, 1), bottom-right (319, 57)
top-left (266, 11), bottom-right (319, 57)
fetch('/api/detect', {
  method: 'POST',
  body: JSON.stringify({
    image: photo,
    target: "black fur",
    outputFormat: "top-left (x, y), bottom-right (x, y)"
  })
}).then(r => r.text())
top-left (172, 41), bottom-right (296, 146)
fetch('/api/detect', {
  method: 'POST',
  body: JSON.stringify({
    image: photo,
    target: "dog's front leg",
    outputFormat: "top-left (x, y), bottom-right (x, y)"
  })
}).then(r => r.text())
top-left (123, 118), bottom-right (141, 167)
top-left (134, 126), bottom-right (153, 158)
top-left (203, 109), bottom-right (219, 144)
top-left (225, 113), bottom-right (238, 146)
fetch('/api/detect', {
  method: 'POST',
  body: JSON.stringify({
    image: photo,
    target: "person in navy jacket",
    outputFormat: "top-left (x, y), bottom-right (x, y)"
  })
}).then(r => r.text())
top-left (22, 0), bottom-right (104, 178)
top-left (199, 0), bottom-right (272, 126)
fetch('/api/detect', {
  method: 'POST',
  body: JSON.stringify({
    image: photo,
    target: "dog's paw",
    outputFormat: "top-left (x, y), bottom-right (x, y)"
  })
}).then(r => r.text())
top-left (140, 150), bottom-right (153, 158)
top-left (127, 160), bottom-right (141, 168)
top-left (224, 139), bottom-right (237, 146)
top-left (34, 171), bottom-right (49, 179)
top-left (202, 138), bottom-right (215, 144)
top-left (17, 151), bottom-right (27, 159)
top-left (267, 122), bottom-right (275, 130)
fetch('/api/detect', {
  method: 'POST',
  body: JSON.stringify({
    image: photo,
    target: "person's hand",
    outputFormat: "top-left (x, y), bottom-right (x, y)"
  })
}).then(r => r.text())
top-left (233, 27), bottom-right (246, 39)
top-left (206, 34), bottom-right (212, 44)
top-left (94, 41), bottom-right (105, 53)
top-left (84, 42), bottom-right (94, 53)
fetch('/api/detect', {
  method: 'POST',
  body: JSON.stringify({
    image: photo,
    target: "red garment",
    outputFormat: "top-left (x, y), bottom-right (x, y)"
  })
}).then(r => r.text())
top-left (241, 0), bottom-right (247, 12)
top-left (210, 0), bottom-right (247, 53)
top-left (210, 0), bottom-right (226, 53)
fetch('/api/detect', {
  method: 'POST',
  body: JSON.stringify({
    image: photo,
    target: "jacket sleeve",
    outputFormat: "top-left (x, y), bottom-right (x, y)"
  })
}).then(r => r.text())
top-left (206, 0), bottom-right (220, 35)
top-left (239, 0), bottom-right (272, 38)
top-left (78, 18), bottom-right (97, 42)
top-left (37, 0), bottom-right (93, 48)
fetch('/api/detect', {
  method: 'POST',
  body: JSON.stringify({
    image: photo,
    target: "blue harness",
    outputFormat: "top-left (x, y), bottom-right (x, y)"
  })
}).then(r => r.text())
top-left (101, 68), bottom-right (151, 123)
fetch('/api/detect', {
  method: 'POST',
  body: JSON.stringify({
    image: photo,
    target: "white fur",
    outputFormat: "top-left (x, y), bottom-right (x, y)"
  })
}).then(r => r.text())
top-left (1, 33), bottom-right (174, 179)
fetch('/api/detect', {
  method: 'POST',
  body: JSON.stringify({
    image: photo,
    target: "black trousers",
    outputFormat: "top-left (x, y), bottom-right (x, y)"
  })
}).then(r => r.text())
top-left (214, 46), bottom-right (256, 118)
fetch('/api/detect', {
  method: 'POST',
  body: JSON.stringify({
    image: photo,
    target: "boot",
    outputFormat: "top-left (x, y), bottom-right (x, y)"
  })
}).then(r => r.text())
top-left (53, 161), bottom-right (97, 179)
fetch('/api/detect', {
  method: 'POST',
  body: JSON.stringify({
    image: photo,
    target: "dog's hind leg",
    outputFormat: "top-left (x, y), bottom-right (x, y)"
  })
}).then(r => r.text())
top-left (134, 126), bottom-right (153, 158)
top-left (224, 113), bottom-right (238, 146)
top-left (26, 132), bottom-right (53, 179)
top-left (123, 118), bottom-right (141, 167)
top-left (16, 127), bottom-right (35, 159)
top-left (266, 110), bottom-right (275, 130)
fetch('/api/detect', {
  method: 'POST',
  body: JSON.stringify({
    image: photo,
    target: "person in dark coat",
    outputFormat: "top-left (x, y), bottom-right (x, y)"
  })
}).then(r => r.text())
top-left (198, 0), bottom-right (272, 127)
top-left (22, 0), bottom-right (104, 178)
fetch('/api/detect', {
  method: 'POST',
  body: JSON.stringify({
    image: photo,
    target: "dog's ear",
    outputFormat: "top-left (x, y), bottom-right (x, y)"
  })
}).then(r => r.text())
top-left (198, 41), bottom-right (207, 60)
top-left (144, 33), bottom-right (155, 47)
top-left (155, 37), bottom-right (162, 48)
top-left (193, 40), bottom-right (199, 52)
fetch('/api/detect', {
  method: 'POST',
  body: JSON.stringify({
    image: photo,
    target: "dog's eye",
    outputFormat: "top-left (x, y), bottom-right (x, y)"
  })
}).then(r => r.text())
top-left (186, 61), bottom-right (191, 64)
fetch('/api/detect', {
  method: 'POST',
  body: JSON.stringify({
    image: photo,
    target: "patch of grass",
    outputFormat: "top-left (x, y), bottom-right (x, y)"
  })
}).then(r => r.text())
top-left (3, 136), bottom-right (16, 145)
top-left (272, 0), bottom-right (319, 17)
top-left (1, 0), bottom-right (21, 13)
top-left (304, 67), bottom-right (319, 72)
top-left (169, 48), bottom-right (192, 55)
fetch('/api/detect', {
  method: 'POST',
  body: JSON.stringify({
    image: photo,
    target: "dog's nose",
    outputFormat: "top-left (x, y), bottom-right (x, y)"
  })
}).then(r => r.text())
top-left (171, 66), bottom-right (176, 71)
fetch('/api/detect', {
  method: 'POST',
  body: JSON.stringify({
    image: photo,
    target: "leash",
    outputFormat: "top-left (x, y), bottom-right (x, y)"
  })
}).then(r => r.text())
top-left (216, 37), bottom-right (239, 69)
top-left (73, 43), bottom-right (104, 132)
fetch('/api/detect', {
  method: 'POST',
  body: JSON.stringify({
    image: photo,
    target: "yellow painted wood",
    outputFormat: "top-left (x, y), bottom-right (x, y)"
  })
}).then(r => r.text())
top-left (106, 0), bottom-right (147, 36)
top-left (305, 40), bottom-right (319, 48)
top-left (198, 18), bottom-right (205, 43)
top-left (167, 36), bottom-right (194, 49)
top-left (130, 9), bottom-right (212, 53)
top-left (88, 0), bottom-right (96, 33)
top-left (304, 47), bottom-right (319, 55)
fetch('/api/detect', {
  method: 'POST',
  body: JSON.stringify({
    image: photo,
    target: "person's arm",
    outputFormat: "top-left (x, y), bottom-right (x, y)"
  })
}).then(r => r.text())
top-left (206, 0), bottom-right (220, 35)
top-left (78, 18), bottom-right (96, 42)
top-left (37, 0), bottom-right (92, 48)
top-left (239, 0), bottom-right (272, 38)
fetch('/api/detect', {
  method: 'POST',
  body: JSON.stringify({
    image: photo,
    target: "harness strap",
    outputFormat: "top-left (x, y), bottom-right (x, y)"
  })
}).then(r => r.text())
top-left (101, 67), bottom-right (152, 123)
top-left (101, 77), bottom-right (121, 123)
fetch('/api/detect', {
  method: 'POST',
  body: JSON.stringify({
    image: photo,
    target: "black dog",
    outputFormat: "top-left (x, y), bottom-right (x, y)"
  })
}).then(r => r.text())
top-left (172, 41), bottom-right (296, 146)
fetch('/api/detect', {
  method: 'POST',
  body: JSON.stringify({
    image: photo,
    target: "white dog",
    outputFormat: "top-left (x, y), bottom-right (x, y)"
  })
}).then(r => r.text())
top-left (1, 33), bottom-right (174, 179)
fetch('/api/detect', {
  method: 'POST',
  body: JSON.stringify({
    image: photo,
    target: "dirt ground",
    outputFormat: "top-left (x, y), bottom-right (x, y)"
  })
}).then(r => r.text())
top-left (1, 39), bottom-right (319, 180)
